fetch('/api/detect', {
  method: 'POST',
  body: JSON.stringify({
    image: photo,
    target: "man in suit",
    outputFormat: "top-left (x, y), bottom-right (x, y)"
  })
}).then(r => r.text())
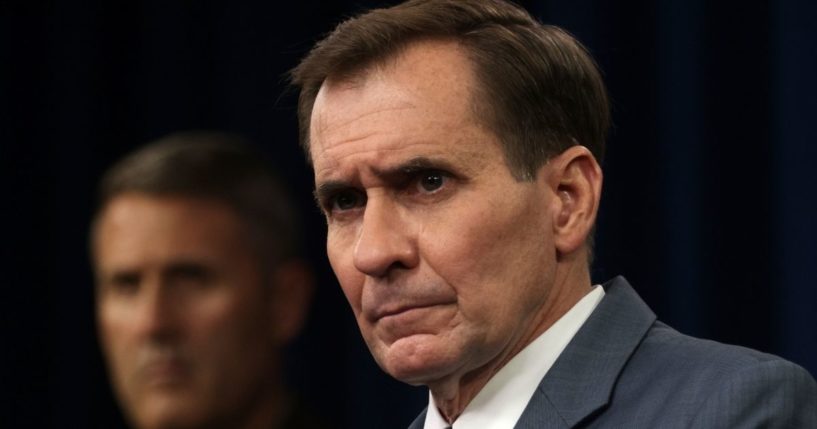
top-left (91, 132), bottom-right (323, 429)
top-left (291, 0), bottom-right (817, 427)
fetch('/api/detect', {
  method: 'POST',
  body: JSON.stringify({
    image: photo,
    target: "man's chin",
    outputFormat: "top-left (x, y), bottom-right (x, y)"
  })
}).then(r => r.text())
top-left (376, 334), bottom-right (459, 385)
top-left (129, 394), bottom-right (208, 429)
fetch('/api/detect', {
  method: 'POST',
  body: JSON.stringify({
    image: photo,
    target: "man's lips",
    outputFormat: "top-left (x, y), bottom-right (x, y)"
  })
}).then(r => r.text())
top-left (138, 358), bottom-right (191, 387)
top-left (370, 301), bottom-right (455, 321)
top-left (369, 302), bottom-right (457, 343)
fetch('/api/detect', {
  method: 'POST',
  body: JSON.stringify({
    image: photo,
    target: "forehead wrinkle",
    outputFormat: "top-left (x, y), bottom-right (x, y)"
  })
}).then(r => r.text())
top-left (313, 145), bottom-right (412, 190)
top-left (311, 101), bottom-right (417, 164)
top-left (314, 144), bottom-right (407, 174)
top-left (315, 108), bottom-right (483, 166)
top-left (315, 102), bottom-right (417, 139)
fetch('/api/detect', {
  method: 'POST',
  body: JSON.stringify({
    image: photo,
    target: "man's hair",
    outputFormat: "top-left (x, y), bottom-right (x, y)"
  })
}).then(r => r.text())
top-left (291, 0), bottom-right (610, 180)
top-left (93, 131), bottom-right (301, 264)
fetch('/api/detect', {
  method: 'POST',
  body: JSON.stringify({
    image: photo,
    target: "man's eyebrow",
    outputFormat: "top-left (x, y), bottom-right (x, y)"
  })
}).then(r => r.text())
top-left (163, 261), bottom-right (212, 280)
top-left (313, 156), bottom-right (457, 204)
top-left (98, 268), bottom-right (140, 287)
top-left (373, 156), bottom-right (456, 181)
top-left (313, 181), bottom-right (350, 206)
top-left (386, 156), bottom-right (446, 173)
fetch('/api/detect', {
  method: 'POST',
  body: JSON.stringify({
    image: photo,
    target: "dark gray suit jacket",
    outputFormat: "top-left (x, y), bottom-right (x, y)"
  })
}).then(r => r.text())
top-left (408, 276), bottom-right (817, 428)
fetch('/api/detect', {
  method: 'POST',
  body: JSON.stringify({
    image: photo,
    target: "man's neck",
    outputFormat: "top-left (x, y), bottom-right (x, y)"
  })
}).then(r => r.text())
top-left (238, 384), bottom-right (292, 429)
top-left (428, 263), bottom-right (593, 423)
top-left (204, 372), bottom-right (290, 429)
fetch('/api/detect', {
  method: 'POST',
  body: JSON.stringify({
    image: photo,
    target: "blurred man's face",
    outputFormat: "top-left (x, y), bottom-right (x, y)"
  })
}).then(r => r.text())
top-left (309, 40), bottom-right (558, 386)
top-left (94, 194), bottom-right (278, 429)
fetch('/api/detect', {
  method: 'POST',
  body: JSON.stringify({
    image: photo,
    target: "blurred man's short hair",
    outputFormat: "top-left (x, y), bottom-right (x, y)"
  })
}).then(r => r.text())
top-left (94, 131), bottom-right (300, 265)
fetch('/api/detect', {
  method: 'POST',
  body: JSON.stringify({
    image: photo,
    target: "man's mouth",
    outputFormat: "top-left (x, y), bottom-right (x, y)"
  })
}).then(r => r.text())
top-left (139, 358), bottom-right (191, 387)
top-left (372, 300), bottom-right (455, 321)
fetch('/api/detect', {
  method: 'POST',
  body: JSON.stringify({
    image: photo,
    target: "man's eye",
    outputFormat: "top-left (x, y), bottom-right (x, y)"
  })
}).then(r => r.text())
top-left (168, 264), bottom-right (213, 289)
top-left (331, 191), bottom-right (365, 211)
top-left (418, 171), bottom-right (446, 193)
top-left (105, 273), bottom-right (141, 296)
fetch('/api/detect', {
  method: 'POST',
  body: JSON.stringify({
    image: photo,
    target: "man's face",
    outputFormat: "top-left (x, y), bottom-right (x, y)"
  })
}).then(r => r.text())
top-left (310, 40), bottom-right (558, 385)
top-left (94, 194), bottom-right (278, 429)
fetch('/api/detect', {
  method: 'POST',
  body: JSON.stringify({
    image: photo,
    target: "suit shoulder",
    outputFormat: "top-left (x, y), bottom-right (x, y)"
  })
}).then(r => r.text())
top-left (642, 321), bottom-right (779, 362)
top-left (604, 321), bottom-right (817, 427)
top-left (631, 321), bottom-right (816, 382)
top-left (688, 351), bottom-right (817, 427)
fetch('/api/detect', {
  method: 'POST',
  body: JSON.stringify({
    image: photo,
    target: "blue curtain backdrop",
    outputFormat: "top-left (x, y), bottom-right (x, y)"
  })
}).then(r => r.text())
top-left (2, 1), bottom-right (815, 428)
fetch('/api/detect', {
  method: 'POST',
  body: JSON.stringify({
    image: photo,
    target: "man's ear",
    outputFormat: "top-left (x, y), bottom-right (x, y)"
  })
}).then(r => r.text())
top-left (267, 259), bottom-right (315, 345)
top-left (542, 145), bottom-right (603, 258)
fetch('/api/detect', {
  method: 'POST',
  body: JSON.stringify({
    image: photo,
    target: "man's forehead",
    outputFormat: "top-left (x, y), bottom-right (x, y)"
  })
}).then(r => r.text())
top-left (95, 194), bottom-right (245, 255)
top-left (310, 41), bottom-right (477, 142)
top-left (310, 86), bottom-right (417, 153)
top-left (307, 39), bottom-right (494, 188)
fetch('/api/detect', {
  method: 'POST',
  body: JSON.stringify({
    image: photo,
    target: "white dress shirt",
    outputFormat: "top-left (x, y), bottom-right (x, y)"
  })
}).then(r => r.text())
top-left (423, 285), bottom-right (606, 429)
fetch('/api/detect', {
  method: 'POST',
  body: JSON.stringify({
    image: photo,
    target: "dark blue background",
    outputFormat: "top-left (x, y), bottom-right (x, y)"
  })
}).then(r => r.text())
top-left (2, 0), bottom-right (815, 427)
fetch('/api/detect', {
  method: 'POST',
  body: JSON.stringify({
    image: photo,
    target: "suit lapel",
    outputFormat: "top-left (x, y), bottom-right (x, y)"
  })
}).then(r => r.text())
top-left (407, 407), bottom-right (427, 429)
top-left (516, 276), bottom-right (656, 428)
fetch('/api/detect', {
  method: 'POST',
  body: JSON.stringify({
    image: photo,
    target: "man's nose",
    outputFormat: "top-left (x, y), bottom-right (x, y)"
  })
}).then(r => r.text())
top-left (353, 197), bottom-right (418, 278)
top-left (134, 279), bottom-right (179, 341)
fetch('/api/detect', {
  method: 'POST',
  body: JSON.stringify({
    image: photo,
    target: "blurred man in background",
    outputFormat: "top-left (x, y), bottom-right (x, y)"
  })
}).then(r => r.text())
top-left (91, 132), bottom-right (324, 429)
